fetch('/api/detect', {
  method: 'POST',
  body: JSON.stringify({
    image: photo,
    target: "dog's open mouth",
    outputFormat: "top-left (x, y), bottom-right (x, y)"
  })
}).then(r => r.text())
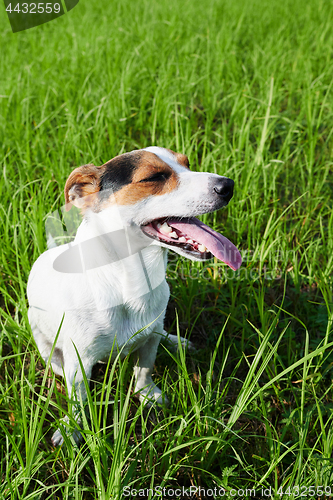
top-left (141, 217), bottom-right (242, 270)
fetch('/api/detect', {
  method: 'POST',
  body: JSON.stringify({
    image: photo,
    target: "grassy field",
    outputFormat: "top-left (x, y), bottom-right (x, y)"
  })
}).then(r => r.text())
top-left (1, 0), bottom-right (333, 497)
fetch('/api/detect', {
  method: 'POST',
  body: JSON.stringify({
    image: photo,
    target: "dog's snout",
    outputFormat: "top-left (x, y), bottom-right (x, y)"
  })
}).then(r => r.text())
top-left (214, 177), bottom-right (234, 203)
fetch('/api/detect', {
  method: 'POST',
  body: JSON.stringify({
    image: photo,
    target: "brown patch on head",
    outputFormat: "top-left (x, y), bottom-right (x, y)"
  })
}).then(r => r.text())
top-left (107, 151), bottom-right (180, 206)
top-left (166, 149), bottom-right (190, 169)
top-left (64, 148), bottom-right (187, 212)
top-left (64, 164), bottom-right (106, 211)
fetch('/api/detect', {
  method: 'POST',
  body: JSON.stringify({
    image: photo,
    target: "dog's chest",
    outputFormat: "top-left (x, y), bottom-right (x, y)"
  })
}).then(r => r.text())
top-left (90, 279), bottom-right (170, 358)
top-left (119, 276), bottom-right (169, 327)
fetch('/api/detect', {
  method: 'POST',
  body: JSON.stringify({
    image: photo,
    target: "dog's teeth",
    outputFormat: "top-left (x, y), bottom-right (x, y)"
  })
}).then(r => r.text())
top-left (179, 236), bottom-right (186, 243)
top-left (160, 222), bottom-right (172, 234)
top-left (187, 239), bottom-right (194, 244)
top-left (156, 223), bottom-right (161, 229)
top-left (198, 244), bottom-right (207, 253)
top-left (169, 231), bottom-right (178, 239)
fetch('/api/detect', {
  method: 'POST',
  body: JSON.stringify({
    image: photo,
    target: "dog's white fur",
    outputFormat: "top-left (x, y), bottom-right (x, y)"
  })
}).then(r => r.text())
top-left (27, 147), bottom-right (234, 445)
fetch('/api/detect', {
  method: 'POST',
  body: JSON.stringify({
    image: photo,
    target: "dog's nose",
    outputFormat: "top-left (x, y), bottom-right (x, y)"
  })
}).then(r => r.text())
top-left (214, 177), bottom-right (234, 203)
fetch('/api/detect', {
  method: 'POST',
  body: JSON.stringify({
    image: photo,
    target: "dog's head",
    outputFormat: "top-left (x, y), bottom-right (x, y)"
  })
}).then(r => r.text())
top-left (64, 147), bottom-right (241, 270)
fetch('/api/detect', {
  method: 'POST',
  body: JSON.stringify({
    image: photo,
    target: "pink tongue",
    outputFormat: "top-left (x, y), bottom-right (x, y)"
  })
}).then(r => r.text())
top-left (168, 217), bottom-right (242, 271)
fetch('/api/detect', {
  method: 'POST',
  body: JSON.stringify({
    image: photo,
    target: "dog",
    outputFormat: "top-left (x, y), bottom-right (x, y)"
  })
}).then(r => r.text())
top-left (27, 147), bottom-right (242, 445)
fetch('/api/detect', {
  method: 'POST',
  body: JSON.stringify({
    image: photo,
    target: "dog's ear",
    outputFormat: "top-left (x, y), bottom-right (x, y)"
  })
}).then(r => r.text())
top-left (175, 153), bottom-right (190, 169)
top-left (64, 164), bottom-right (104, 211)
top-left (166, 149), bottom-right (190, 169)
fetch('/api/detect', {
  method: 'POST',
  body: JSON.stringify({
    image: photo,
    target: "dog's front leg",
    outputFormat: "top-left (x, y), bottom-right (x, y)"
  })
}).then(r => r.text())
top-left (51, 354), bottom-right (93, 447)
top-left (133, 332), bottom-right (167, 406)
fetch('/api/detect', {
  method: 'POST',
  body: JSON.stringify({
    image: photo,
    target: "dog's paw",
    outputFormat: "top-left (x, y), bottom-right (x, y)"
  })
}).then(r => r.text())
top-left (137, 384), bottom-right (169, 407)
top-left (162, 333), bottom-right (196, 353)
top-left (51, 416), bottom-right (83, 447)
top-left (182, 338), bottom-right (196, 352)
top-left (51, 428), bottom-right (65, 447)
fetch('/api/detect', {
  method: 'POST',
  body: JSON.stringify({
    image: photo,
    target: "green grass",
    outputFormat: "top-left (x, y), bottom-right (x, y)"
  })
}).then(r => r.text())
top-left (1, 0), bottom-right (333, 497)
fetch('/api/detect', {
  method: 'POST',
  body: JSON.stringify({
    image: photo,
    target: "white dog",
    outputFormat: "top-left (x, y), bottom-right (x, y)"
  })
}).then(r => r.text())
top-left (27, 147), bottom-right (242, 445)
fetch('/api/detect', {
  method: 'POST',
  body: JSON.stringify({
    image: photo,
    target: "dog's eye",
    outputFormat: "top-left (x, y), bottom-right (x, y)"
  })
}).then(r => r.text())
top-left (140, 172), bottom-right (169, 183)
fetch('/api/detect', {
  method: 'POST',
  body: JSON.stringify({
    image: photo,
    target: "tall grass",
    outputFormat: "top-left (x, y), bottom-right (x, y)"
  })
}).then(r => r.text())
top-left (0, 0), bottom-right (333, 497)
